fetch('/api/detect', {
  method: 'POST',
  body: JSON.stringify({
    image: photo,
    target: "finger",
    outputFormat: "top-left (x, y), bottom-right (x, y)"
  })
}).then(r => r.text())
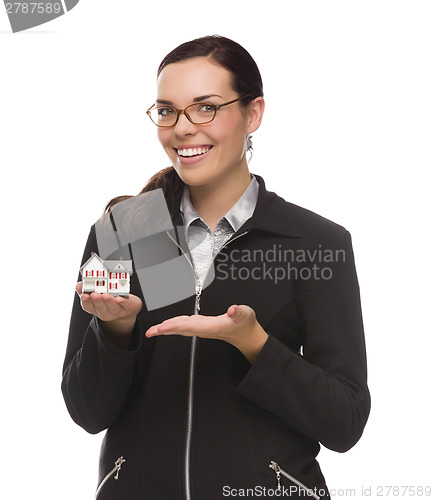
top-left (227, 304), bottom-right (240, 318)
top-left (80, 293), bottom-right (97, 315)
top-left (146, 315), bottom-right (218, 338)
top-left (158, 315), bottom-right (205, 333)
top-left (145, 316), bottom-right (190, 337)
top-left (101, 293), bottom-right (128, 316)
top-left (159, 315), bottom-right (192, 328)
top-left (76, 282), bottom-right (95, 313)
top-left (146, 326), bottom-right (195, 338)
top-left (112, 294), bottom-right (143, 316)
top-left (227, 304), bottom-right (254, 322)
top-left (89, 292), bottom-right (114, 319)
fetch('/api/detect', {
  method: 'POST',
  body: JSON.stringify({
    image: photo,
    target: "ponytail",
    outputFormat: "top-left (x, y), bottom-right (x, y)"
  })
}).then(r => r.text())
top-left (103, 166), bottom-right (185, 223)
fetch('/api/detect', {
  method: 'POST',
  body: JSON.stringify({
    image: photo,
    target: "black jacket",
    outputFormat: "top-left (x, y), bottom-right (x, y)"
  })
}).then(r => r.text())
top-left (62, 174), bottom-right (370, 499)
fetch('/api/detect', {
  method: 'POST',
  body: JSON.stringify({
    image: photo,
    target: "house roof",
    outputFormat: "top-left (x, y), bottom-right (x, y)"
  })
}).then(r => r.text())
top-left (80, 253), bottom-right (105, 275)
top-left (104, 261), bottom-right (133, 273)
top-left (80, 253), bottom-right (133, 275)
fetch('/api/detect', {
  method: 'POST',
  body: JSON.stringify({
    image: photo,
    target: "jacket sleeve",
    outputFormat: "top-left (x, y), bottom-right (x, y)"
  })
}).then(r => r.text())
top-left (61, 225), bottom-right (145, 434)
top-left (234, 229), bottom-right (370, 452)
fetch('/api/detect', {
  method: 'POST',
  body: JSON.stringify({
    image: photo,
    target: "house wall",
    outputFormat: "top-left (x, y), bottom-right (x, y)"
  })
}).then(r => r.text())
top-left (82, 278), bottom-right (108, 294)
top-left (81, 257), bottom-right (131, 295)
top-left (108, 275), bottom-right (130, 295)
top-left (82, 257), bottom-right (106, 278)
top-left (82, 257), bottom-right (109, 293)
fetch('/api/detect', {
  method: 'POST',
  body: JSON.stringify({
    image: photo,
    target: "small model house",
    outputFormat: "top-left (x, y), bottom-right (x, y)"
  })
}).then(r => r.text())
top-left (80, 253), bottom-right (133, 296)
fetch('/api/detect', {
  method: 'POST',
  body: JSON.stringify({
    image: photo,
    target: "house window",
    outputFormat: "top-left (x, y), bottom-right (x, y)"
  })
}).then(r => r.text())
top-left (96, 280), bottom-right (105, 287)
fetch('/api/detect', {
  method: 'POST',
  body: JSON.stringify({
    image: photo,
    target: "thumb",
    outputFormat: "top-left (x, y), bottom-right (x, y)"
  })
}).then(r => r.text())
top-left (227, 304), bottom-right (242, 319)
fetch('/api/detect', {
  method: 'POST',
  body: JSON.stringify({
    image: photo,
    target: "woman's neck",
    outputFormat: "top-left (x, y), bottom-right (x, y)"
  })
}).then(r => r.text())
top-left (188, 166), bottom-right (252, 233)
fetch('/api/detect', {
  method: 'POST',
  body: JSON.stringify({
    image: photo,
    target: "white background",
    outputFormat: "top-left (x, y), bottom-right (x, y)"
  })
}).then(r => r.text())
top-left (1, 1), bottom-right (432, 498)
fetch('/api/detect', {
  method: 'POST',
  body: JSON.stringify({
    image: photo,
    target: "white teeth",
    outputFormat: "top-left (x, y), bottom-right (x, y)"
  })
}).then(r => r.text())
top-left (178, 147), bottom-right (210, 157)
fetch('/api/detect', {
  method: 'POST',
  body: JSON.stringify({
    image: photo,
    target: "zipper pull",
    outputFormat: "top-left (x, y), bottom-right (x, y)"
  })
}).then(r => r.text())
top-left (269, 461), bottom-right (281, 491)
top-left (195, 284), bottom-right (202, 312)
top-left (114, 457), bottom-right (126, 480)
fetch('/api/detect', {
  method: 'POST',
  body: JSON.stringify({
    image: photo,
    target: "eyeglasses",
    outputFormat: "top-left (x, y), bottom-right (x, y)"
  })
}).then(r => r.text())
top-left (146, 94), bottom-right (253, 127)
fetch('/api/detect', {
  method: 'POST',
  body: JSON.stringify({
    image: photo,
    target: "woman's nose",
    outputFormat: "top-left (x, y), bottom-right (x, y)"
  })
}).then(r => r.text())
top-left (174, 112), bottom-right (198, 136)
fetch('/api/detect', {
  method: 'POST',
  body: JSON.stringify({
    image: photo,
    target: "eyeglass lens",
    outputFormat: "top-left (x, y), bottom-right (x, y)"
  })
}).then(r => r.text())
top-left (150, 103), bottom-right (216, 126)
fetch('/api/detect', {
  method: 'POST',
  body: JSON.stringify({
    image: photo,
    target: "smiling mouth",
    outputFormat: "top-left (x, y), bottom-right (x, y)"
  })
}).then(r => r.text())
top-left (175, 146), bottom-right (213, 157)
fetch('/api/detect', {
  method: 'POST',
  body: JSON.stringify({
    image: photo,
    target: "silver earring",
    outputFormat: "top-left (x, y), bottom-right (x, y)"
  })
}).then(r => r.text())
top-left (247, 134), bottom-right (253, 162)
top-left (247, 134), bottom-right (253, 151)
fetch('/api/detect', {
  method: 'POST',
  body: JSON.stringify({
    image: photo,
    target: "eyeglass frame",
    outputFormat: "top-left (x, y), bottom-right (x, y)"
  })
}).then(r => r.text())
top-left (146, 94), bottom-right (254, 127)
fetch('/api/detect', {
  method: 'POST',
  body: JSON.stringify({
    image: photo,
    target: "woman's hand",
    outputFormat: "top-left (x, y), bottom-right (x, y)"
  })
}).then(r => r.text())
top-left (76, 281), bottom-right (143, 349)
top-left (145, 305), bottom-right (268, 364)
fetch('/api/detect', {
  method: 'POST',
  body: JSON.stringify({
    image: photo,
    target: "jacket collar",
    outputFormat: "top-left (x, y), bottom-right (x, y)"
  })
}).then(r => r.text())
top-left (171, 173), bottom-right (301, 239)
top-left (179, 174), bottom-right (259, 233)
top-left (240, 174), bottom-right (301, 238)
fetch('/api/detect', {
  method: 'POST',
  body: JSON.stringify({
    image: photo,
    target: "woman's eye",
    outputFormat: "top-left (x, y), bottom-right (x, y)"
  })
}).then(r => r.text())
top-left (198, 104), bottom-right (215, 113)
top-left (157, 108), bottom-right (176, 117)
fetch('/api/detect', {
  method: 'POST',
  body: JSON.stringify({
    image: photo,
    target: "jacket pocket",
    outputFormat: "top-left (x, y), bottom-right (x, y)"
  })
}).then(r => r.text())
top-left (95, 456), bottom-right (126, 499)
top-left (269, 460), bottom-right (320, 500)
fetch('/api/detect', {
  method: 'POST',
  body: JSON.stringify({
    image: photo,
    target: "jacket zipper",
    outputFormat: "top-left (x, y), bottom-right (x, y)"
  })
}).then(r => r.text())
top-left (167, 229), bottom-right (249, 500)
top-left (95, 456), bottom-right (126, 498)
top-left (269, 461), bottom-right (320, 500)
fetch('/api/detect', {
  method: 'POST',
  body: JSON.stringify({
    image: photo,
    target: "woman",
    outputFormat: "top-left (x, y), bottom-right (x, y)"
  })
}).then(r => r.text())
top-left (62, 35), bottom-right (370, 499)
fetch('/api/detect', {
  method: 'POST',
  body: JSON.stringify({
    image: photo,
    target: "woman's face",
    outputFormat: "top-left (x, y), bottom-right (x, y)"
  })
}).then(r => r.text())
top-left (155, 57), bottom-right (260, 188)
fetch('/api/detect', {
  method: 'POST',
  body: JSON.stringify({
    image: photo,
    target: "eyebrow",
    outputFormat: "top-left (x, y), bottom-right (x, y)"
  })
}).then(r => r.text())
top-left (156, 94), bottom-right (222, 106)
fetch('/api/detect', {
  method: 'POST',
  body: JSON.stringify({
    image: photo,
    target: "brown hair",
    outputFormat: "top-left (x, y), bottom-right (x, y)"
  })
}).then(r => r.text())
top-left (104, 35), bottom-right (263, 219)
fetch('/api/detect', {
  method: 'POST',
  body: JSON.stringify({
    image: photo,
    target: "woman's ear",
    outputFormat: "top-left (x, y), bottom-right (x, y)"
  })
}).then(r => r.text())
top-left (247, 97), bottom-right (265, 134)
